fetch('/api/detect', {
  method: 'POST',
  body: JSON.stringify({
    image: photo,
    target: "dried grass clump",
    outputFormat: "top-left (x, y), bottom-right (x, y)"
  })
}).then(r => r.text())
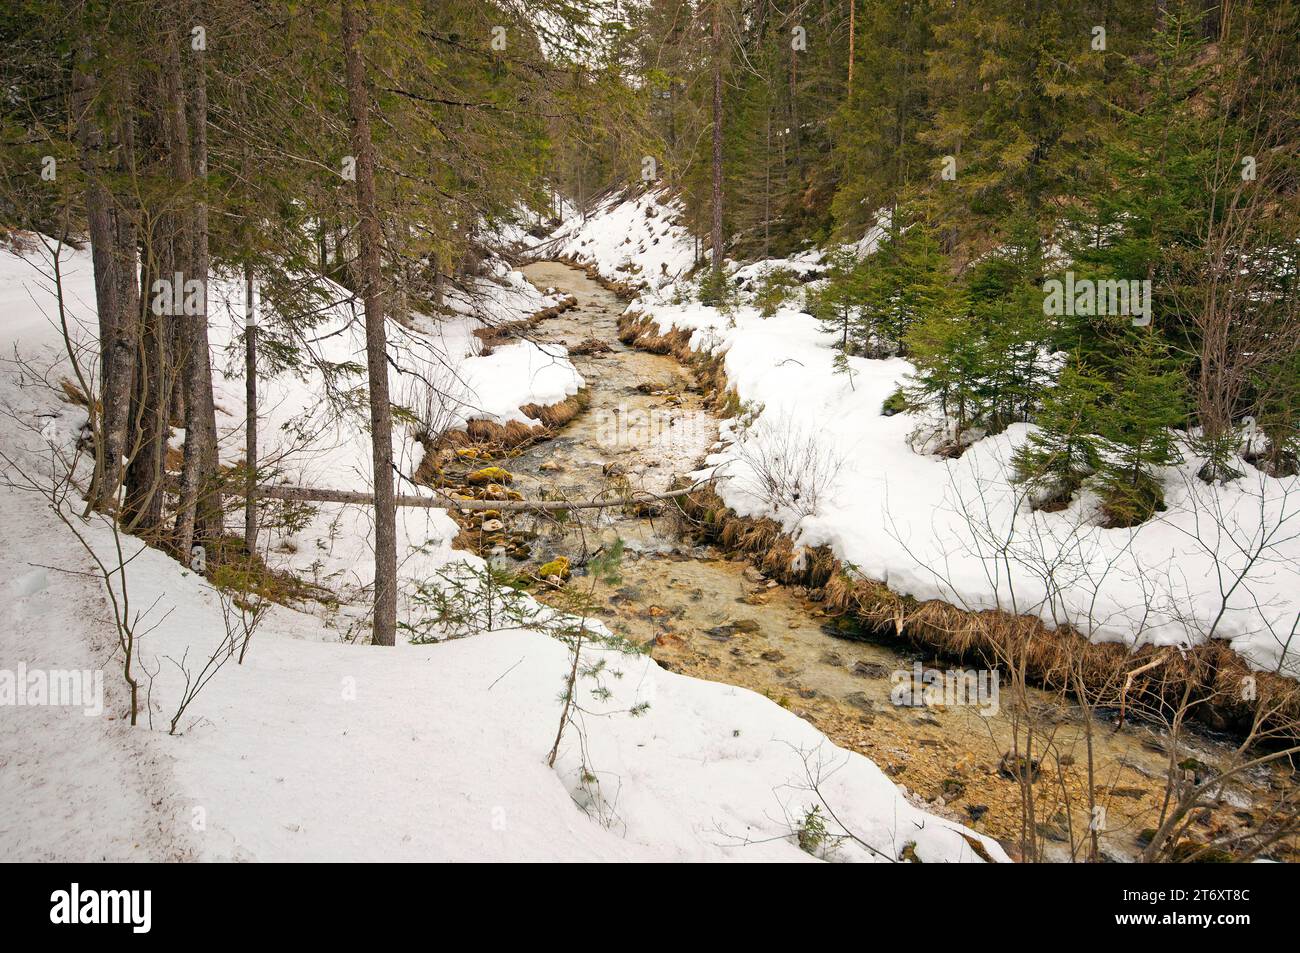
top-left (412, 388), bottom-right (590, 486)
top-left (473, 295), bottom-right (579, 354)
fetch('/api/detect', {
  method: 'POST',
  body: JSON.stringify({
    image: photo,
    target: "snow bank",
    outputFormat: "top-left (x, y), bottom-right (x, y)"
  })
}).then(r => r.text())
top-left (546, 190), bottom-right (1300, 677)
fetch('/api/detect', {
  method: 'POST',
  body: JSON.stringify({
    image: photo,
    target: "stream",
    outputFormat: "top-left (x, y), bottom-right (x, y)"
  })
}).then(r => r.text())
top-left (447, 260), bottom-right (1290, 862)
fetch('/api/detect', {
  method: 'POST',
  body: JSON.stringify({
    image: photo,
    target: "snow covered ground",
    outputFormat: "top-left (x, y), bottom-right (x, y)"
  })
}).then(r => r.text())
top-left (546, 187), bottom-right (697, 292)
top-left (552, 190), bottom-right (1300, 678)
top-left (0, 235), bottom-right (1003, 862)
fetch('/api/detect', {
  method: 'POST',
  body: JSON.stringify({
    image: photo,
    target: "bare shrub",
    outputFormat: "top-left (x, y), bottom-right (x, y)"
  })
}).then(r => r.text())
top-left (732, 415), bottom-right (844, 521)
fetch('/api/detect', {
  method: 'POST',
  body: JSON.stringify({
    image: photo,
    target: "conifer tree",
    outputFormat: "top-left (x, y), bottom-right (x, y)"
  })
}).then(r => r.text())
top-left (1012, 359), bottom-right (1107, 507)
top-left (903, 292), bottom-right (984, 447)
top-left (857, 208), bottom-right (951, 357)
top-left (1096, 330), bottom-right (1187, 526)
top-left (829, 0), bottom-right (933, 235)
top-left (809, 248), bottom-right (866, 353)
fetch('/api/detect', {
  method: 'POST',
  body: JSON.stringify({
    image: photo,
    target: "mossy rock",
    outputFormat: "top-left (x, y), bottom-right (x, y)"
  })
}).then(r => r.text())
top-left (467, 466), bottom-right (513, 485)
top-left (477, 483), bottom-right (522, 501)
top-left (538, 556), bottom-right (571, 580)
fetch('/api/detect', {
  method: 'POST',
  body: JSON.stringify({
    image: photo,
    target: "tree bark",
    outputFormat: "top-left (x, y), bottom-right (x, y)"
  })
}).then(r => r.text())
top-left (123, 222), bottom-right (169, 537)
top-left (710, 0), bottom-right (724, 283)
top-left (167, 26), bottom-right (201, 556)
top-left (72, 41), bottom-right (123, 509)
top-left (108, 68), bottom-right (141, 492)
top-left (174, 18), bottom-right (222, 556)
top-left (341, 0), bottom-right (399, 646)
top-left (244, 265), bottom-right (259, 552)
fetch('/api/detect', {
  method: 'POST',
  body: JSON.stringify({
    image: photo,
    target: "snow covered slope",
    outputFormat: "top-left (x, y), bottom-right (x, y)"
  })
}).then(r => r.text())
top-left (545, 187), bottom-right (696, 291)
top-left (0, 237), bottom-right (1003, 863)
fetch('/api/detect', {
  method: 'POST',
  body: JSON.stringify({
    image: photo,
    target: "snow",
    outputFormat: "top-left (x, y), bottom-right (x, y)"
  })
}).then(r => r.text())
top-left (549, 195), bottom-right (1300, 678)
top-left (0, 236), bottom-right (1003, 863)
top-left (545, 186), bottom-right (697, 291)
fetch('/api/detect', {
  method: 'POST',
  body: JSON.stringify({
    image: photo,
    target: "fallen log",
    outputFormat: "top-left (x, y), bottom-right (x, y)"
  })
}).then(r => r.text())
top-left (224, 480), bottom-right (709, 513)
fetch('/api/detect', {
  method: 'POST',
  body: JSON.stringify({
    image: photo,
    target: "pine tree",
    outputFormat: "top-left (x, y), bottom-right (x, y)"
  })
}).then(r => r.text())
top-left (809, 249), bottom-right (867, 352)
top-left (1097, 330), bottom-right (1187, 526)
top-left (962, 214), bottom-right (1052, 432)
top-left (903, 292), bottom-right (984, 448)
top-left (857, 208), bottom-right (951, 357)
top-left (1012, 358), bottom-right (1107, 507)
top-left (1056, 1), bottom-right (1212, 368)
top-left (921, 0), bottom-right (1109, 249)
top-left (1250, 349), bottom-right (1300, 479)
top-left (829, 0), bottom-right (934, 235)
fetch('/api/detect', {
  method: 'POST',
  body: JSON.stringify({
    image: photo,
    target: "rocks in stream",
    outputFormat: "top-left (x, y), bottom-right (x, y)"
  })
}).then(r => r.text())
top-left (467, 466), bottom-right (514, 485)
top-left (844, 691), bottom-right (875, 713)
top-left (705, 618), bottom-right (761, 640)
top-left (537, 556), bottom-right (571, 581)
top-left (852, 660), bottom-right (892, 679)
top-left (940, 778), bottom-right (967, 801)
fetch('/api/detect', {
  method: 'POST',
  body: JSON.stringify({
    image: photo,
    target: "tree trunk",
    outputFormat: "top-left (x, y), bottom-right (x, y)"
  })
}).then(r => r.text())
top-left (177, 18), bottom-right (222, 554)
top-left (341, 0), bottom-right (398, 647)
top-left (710, 0), bottom-right (724, 283)
top-left (847, 0), bottom-right (855, 95)
top-left (244, 265), bottom-right (259, 552)
top-left (72, 41), bottom-right (123, 509)
top-left (166, 26), bottom-right (203, 558)
top-left (123, 224), bottom-right (169, 537)
top-left (124, 74), bottom-right (174, 539)
top-left (103, 72), bottom-right (141, 511)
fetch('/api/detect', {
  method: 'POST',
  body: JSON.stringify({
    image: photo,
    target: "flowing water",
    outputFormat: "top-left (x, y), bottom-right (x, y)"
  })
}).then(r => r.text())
top-left (449, 260), bottom-right (1290, 862)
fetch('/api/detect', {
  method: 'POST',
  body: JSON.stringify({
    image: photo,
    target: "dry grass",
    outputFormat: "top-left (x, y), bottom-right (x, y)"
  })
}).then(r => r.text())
top-left (617, 313), bottom-right (734, 413)
top-left (473, 295), bottom-right (578, 354)
top-left (59, 377), bottom-right (90, 407)
top-left (521, 389), bottom-right (590, 429)
top-left (413, 388), bottom-right (590, 486)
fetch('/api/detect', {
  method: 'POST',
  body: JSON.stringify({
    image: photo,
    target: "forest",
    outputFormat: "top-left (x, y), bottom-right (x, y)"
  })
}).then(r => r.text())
top-left (1, 0), bottom-right (1299, 875)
